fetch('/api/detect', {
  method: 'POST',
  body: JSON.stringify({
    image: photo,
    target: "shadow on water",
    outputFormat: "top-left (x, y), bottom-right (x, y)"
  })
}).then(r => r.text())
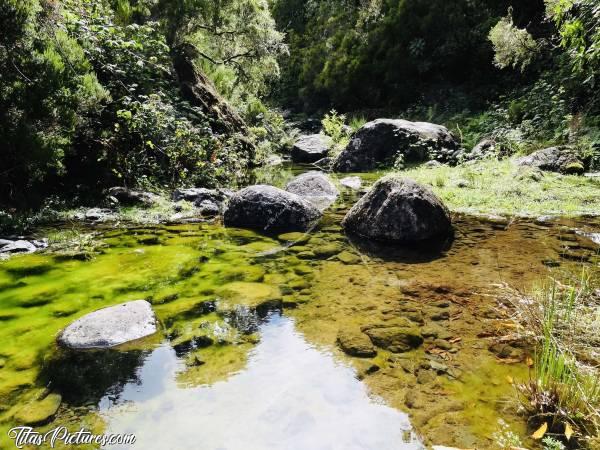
top-left (100, 314), bottom-right (423, 450)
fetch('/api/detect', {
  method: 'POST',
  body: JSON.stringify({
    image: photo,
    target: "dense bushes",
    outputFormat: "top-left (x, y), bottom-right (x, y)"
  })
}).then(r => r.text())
top-left (0, 0), bottom-right (284, 208)
top-left (271, 0), bottom-right (516, 112)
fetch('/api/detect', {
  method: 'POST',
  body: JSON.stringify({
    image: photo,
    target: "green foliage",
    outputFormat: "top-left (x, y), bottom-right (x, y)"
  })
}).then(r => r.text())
top-left (272, 0), bottom-right (512, 111)
top-left (489, 15), bottom-right (538, 72)
top-left (321, 110), bottom-right (347, 144)
top-left (548, 0), bottom-right (600, 86)
top-left (506, 271), bottom-right (600, 440)
top-left (1, 0), bottom-right (271, 207)
top-left (543, 437), bottom-right (566, 450)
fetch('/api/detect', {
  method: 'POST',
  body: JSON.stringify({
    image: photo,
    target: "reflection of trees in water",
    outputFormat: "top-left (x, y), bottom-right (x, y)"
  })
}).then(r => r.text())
top-left (40, 348), bottom-right (147, 406)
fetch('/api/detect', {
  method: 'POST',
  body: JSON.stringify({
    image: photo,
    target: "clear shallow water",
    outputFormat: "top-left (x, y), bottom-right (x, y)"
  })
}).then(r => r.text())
top-left (0, 181), bottom-right (599, 448)
top-left (100, 314), bottom-right (422, 450)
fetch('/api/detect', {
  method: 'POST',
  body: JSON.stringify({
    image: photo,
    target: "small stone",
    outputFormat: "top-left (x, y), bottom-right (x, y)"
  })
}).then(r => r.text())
top-left (433, 339), bottom-right (453, 351)
top-left (430, 311), bottom-right (450, 321)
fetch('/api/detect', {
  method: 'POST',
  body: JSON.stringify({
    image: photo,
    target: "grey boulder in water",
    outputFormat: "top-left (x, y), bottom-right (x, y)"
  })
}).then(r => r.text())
top-left (58, 300), bottom-right (158, 349)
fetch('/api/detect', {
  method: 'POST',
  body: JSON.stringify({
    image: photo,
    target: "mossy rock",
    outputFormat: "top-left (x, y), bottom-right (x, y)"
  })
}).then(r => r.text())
top-left (563, 162), bottom-right (585, 175)
top-left (278, 232), bottom-right (310, 244)
top-left (362, 319), bottom-right (423, 353)
top-left (337, 331), bottom-right (377, 358)
top-left (296, 251), bottom-right (316, 259)
top-left (313, 243), bottom-right (343, 258)
top-left (293, 265), bottom-right (313, 275)
top-left (216, 282), bottom-right (282, 309)
top-left (336, 251), bottom-right (361, 265)
top-left (14, 393), bottom-right (62, 426)
top-left (289, 245), bottom-right (311, 253)
top-left (288, 279), bottom-right (310, 291)
top-left (219, 265), bottom-right (265, 283)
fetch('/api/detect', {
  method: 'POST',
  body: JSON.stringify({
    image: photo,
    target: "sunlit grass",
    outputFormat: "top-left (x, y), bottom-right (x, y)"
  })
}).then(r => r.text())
top-left (502, 270), bottom-right (600, 444)
top-left (401, 159), bottom-right (600, 217)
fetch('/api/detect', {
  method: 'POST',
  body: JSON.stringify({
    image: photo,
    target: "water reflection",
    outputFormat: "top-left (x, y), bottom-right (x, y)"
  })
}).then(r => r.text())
top-left (100, 315), bottom-right (422, 450)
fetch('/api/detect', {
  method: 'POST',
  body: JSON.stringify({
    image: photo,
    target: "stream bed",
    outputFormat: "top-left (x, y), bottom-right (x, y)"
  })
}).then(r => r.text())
top-left (0, 171), bottom-right (599, 449)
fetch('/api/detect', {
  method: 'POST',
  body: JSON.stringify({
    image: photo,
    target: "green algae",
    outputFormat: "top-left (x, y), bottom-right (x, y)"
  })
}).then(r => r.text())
top-left (0, 212), bottom-right (598, 448)
top-left (14, 393), bottom-right (62, 426)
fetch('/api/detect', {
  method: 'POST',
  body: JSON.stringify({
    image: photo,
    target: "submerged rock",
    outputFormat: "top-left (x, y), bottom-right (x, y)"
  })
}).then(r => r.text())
top-left (14, 393), bottom-right (62, 425)
top-left (285, 172), bottom-right (338, 211)
top-left (333, 119), bottom-right (459, 172)
top-left (224, 185), bottom-right (321, 233)
top-left (516, 147), bottom-right (585, 175)
top-left (337, 331), bottom-right (377, 357)
top-left (108, 187), bottom-right (160, 206)
top-left (362, 319), bottom-right (423, 353)
top-left (342, 176), bottom-right (452, 243)
top-left (291, 134), bottom-right (332, 163)
top-left (58, 300), bottom-right (158, 349)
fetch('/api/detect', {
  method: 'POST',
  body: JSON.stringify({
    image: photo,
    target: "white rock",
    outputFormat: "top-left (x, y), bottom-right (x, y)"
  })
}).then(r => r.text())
top-left (58, 300), bottom-right (158, 349)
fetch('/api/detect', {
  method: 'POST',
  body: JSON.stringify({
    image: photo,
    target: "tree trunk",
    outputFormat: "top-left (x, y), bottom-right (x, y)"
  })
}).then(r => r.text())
top-left (171, 43), bottom-right (248, 135)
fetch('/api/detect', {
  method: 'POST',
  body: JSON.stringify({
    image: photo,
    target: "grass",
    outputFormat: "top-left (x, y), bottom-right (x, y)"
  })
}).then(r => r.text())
top-left (501, 270), bottom-right (600, 446)
top-left (400, 159), bottom-right (600, 217)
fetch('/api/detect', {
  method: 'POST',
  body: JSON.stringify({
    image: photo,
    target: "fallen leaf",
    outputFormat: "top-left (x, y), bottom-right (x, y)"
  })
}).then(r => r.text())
top-left (506, 375), bottom-right (514, 384)
top-left (531, 422), bottom-right (547, 440)
top-left (565, 422), bottom-right (573, 440)
top-left (449, 337), bottom-right (462, 344)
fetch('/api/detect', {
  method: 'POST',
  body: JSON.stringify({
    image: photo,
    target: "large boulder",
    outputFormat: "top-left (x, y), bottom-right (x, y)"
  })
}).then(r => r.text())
top-left (291, 134), bottom-right (332, 163)
top-left (285, 172), bottom-right (339, 211)
top-left (516, 147), bottom-right (584, 175)
top-left (224, 185), bottom-right (321, 233)
top-left (333, 119), bottom-right (459, 172)
top-left (108, 187), bottom-right (160, 206)
top-left (0, 239), bottom-right (37, 254)
top-left (342, 176), bottom-right (452, 243)
top-left (58, 300), bottom-right (158, 349)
